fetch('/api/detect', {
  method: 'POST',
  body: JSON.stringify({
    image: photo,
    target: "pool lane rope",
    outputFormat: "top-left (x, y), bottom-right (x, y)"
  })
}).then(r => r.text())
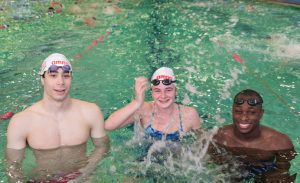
top-left (48, 1), bottom-right (63, 14)
top-left (0, 2), bottom-right (66, 121)
top-left (217, 41), bottom-right (299, 116)
top-left (74, 12), bottom-right (129, 59)
top-left (172, 2), bottom-right (298, 115)
top-left (0, 89), bottom-right (41, 121)
top-left (1, 12), bottom-right (129, 121)
top-left (0, 112), bottom-right (14, 121)
top-left (0, 24), bottom-right (9, 29)
top-left (74, 29), bottom-right (112, 59)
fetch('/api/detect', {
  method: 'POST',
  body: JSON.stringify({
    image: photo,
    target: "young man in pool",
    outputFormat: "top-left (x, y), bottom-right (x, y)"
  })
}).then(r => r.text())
top-left (209, 89), bottom-right (297, 182)
top-left (6, 53), bottom-right (109, 182)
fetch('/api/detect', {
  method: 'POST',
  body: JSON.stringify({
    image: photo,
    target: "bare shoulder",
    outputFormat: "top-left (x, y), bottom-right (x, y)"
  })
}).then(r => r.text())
top-left (8, 111), bottom-right (29, 128)
top-left (72, 99), bottom-right (102, 114)
top-left (180, 105), bottom-right (201, 119)
top-left (180, 104), bottom-right (197, 113)
top-left (8, 103), bottom-right (40, 128)
top-left (141, 101), bottom-right (152, 111)
top-left (262, 126), bottom-right (294, 150)
top-left (72, 99), bottom-right (104, 126)
top-left (6, 103), bottom-right (42, 143)
top-left (213, 125), bottom-right (234, 144)
top-left (138, 102), bottom-right (153, 116)
top-left (72, 99), bottom-right (102, 120)
top-left (180, 104), bottom-right (202, 130)
top-left (6, 109), bottom-right (32, 149)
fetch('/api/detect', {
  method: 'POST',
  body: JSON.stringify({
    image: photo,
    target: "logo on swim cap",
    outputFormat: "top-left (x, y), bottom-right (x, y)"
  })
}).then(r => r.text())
top-left (39, 53), bottom-right (72, 75)
top-left (151, 67), bottom-right (176, 81)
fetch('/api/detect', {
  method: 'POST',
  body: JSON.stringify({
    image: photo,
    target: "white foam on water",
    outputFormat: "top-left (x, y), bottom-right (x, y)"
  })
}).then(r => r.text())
top-left (134, 127), bottom-right (236, 182)
top-left (125, 115), bottom-right (147, 146)
top-left (119, 115), bottom-right (232, 181)
top-left (218, 67), bottom-right (245, 101)
top-left (268, 34), bottom-right (300, 59)
top-left (191, 2), bottom-right (207, 7)
top-left (185, 83), bottom-right (200, 95)
top-left (183, 64), bottom-right (206, 97)
top-left (182, 93), bottom-right (191, 105)
top-left (228, 15), bottom-right (239, 28)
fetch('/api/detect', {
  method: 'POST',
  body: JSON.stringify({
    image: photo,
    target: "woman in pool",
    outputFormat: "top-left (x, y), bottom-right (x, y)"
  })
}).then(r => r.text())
top-left (105, 67), bottom-right (202, 141)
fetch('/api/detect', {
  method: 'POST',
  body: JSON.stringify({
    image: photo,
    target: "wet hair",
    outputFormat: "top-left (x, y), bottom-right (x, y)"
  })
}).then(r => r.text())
top-left (234, 89), bottom-right (263, 105)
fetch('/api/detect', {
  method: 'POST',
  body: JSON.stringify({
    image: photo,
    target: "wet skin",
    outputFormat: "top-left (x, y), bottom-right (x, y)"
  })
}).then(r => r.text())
top-left (210, 94), bottom-right (296, 182)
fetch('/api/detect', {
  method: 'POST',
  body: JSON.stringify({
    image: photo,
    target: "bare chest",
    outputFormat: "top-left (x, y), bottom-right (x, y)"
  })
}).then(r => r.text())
top-left (27, 117), bottom-right (90, 149)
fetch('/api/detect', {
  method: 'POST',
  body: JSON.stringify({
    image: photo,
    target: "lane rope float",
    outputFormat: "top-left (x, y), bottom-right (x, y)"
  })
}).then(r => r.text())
top-left (217, 41), bottom-right (299, 116)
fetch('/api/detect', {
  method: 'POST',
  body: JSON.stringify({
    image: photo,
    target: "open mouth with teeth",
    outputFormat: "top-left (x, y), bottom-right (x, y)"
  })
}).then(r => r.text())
top-left (239, 123), bottom-right (251, 129)
top-left (54, 89), bottom-right (66, 95)
top-left (236, 122), bottom-right (254, 133)
top-left (158, 99), bottom-right (170, 103)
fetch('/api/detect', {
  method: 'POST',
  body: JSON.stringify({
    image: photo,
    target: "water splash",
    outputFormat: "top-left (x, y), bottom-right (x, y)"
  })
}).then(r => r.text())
top-left (218, 67), bottom-right (245, 101)
top-left (120, 117), bottom-right (238, 182)
top-left (268, 34), bottom-right (300, 60)
top-left (182, 62), bottom-right (204, 105)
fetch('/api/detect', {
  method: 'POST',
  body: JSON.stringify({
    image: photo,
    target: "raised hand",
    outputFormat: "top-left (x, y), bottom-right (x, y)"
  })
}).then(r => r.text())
top-left (135, 76), bottom-right (149, 107)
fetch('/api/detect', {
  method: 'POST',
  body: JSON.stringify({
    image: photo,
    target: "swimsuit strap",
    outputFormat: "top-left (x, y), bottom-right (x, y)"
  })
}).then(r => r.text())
top-left (150, 103), bottom-right (183, 132)
top-left (178, 104), bottom-right (183, 132)
top-left (149, 103), bottom-right (156, 126)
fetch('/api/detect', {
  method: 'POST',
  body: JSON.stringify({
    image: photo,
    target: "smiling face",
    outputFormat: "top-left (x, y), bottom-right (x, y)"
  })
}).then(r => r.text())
top-left (232, 94), bottom-right (264, 135)
top-left (152, 83), bottom-right (176, 109)
top-left (42, 68), bottom-right (72, 102)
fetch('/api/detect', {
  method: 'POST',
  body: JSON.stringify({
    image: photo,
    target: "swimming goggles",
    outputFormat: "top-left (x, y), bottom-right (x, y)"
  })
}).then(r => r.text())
top-left (151, 79), bottom-right (176, 86)
top-left (48, 64), bottom-right (72, 73)
top-left (234, 98), bottom-right (263, 106)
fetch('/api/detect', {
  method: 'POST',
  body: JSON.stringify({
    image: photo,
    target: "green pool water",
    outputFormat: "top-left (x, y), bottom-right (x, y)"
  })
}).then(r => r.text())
top-left (0, 0), bottom-right (299, 182)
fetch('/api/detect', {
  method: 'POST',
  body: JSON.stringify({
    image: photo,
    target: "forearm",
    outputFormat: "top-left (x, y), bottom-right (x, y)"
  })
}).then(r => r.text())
top-left (207, 143), bottom-right (227, 164)
top-left (73, 136), bottom-right (110, 182)
top-left (105, 100), bottom-right (142, 130)
top-left (261, 163), bottom-right (295, 183)
top-left (276, 148), bottom-right (297, 171)
top-left (89, 136), bottom-right (110, 164)
top-left (261, 149), bottom-right (296, 182)
top-left (6, 148), bottom-right (25, 183)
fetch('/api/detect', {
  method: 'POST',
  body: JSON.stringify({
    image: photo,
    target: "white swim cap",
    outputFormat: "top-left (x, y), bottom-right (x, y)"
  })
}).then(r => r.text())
top-left (151, 67), bottom-right (176, 81)
top-left (39, 53), bottom-right (72, 75)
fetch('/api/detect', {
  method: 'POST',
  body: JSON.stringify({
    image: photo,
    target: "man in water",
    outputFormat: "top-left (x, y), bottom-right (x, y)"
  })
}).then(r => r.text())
top-left (6, 53), bottom-right (109, 182)
top-left (209, 89), bottom-right (297, 182)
